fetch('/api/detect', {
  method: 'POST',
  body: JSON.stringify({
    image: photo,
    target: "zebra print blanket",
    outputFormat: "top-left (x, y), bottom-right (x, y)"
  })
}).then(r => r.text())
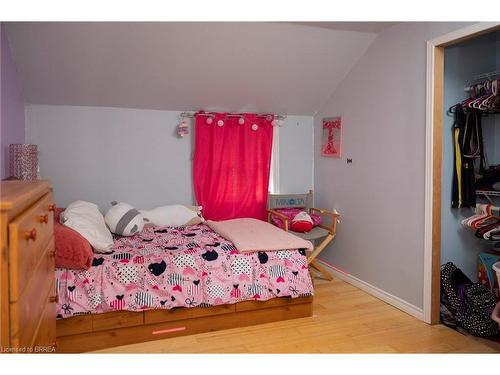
top-left (55, 223), bottom-right (313, 319)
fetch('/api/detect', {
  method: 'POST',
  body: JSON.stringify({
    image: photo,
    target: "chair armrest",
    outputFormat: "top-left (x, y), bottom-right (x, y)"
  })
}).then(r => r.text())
top-left (267, 209), bottom-right (289, 232)
top-left (309, 207), bottom-right (340, 234)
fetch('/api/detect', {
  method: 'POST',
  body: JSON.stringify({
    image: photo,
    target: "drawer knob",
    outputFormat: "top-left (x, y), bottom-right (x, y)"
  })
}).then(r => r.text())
top-left (25, 228), bottom-right (37, 241)
top-left (39, 214), bottom-right (49, 224)
top-left (48, 249), bottom-right (56, 258)
top-left (48, 204), bottom-right (56, 212)
top-left (51, 340), bottom-right (58, 349)
top-left (49, 295), bottom-right (59, 304)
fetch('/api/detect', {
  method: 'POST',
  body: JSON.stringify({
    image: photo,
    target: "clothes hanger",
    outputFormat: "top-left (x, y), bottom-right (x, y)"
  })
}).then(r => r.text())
top-left (448, 103), bottom-right (458, 114)
top-left (477, 81), bottom-right (492, 111)
top-left (462, 204), bottom-right (491, 227)
top-left (482, 224), bottom-right (500, 240)
top-left (486, 80), bottom-right (499, 112)
top-left (471, 83), bottom-right (490, 110)
top-left (461, 84), bottom-right (480, 111)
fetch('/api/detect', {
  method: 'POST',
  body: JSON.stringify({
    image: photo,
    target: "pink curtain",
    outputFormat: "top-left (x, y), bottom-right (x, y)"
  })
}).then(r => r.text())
top-left (193, 112), bottom-right (274, 221)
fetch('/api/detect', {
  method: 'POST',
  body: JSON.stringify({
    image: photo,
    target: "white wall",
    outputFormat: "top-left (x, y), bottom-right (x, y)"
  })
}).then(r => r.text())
top-left (441, 32), bottom-right (499, 281)
top-left (279, 116), bottom-right (314, 194)
top-left (313, 22), bottom-right (474, 309)
top-left (25, 105), bottom-right (313, 212)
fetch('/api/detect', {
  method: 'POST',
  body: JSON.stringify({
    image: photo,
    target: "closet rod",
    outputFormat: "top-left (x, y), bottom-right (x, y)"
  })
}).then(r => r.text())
top-left (464, 77), bottom-right (500, 92)
top-left (464, 70), bottom-right (500, 91)
top-left (179, 111), bottom-right (287, 121)
top-left (472, 70), bottom-right (500, 81)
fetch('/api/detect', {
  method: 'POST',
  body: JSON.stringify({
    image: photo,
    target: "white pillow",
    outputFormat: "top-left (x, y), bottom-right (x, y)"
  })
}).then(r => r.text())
top-left (61, 200), bottom-right (114, 253)
top-left (140, 205), bottom-right (204, 227)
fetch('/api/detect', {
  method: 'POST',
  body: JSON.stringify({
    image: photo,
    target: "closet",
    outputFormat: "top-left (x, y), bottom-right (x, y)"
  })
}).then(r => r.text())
top-left (440, 30), bottom-right (500, 337)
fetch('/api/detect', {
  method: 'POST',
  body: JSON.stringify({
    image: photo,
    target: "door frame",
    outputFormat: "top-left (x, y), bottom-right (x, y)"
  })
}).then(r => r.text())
top-left (424, 22), bottom-right (500, 324)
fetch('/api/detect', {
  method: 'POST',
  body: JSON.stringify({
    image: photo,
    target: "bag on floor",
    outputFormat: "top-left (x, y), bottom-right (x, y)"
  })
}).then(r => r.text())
top-left (440, 262), bottom-right (499, 337)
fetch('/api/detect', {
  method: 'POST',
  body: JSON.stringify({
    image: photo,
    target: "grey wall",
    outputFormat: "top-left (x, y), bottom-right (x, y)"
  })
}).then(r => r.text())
top-left (25, 105), bottom-right (313, 212)
top-left (313, 22), bottom-right (474, 309)
top-left (441, 32), bottom-right (499, 281)
top-left (1, 23), bottom-right (26, 178)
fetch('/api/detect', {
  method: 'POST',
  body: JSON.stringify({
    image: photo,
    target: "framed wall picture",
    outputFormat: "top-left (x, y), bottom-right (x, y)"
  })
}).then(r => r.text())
top-left (321, 117), bottom-right (342, 158)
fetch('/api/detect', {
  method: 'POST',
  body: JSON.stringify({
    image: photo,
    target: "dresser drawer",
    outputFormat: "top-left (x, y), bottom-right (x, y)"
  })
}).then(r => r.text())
top-left (8, 192), bottom-right (54, 301)
top-left (32, 292), bottom-right (57, 352)
top-left (9, 240), bottom-right (56, 348)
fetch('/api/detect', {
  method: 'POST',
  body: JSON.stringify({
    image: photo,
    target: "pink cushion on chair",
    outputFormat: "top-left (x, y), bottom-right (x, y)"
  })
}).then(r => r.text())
top-left (271, 208), bottom-right (321, 230)
top-left (54, 208), bottom-right (94, 270)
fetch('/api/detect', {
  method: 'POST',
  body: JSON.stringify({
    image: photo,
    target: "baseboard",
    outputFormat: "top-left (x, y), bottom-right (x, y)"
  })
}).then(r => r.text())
top-left (316, 259), bottom-right (424, 321)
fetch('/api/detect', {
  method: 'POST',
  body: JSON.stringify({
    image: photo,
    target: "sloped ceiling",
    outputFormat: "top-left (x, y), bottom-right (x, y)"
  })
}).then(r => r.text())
top-left (5, 22), bottom-right (379, 115)
top-left (292, 22), bottom-right (397, 33)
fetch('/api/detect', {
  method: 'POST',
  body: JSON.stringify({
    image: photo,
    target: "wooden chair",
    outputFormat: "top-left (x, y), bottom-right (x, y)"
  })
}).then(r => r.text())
top-left (267, 190), bottom-right (340, 280)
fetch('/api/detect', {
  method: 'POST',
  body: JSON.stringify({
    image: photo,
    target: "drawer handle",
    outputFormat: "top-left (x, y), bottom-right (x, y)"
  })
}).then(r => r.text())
top-left (49, 295), bottom-right (59, 304)
top-left (38, 214), bottom-right (49, 224)
top-left (25, 228), bottom-right (37, 241)
top-left (48, 204), bottom-right (56, 212)
top-left (152, 326), bottom-right (186, 335)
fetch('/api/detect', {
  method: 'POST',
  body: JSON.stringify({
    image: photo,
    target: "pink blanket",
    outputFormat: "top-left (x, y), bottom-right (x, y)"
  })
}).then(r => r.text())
top-left (206, 218), bottom-right (313, 253)
top-left (55, 224), bottom-right (313, 318)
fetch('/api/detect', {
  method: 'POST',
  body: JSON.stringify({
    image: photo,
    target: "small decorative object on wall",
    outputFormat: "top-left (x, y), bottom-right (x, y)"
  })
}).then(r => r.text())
top-left (177, 117), bottom-right (190, 137)
top-left (321, 117), bottom-right (342, 158)
top-left (9, 144), bottom-right (38, 180)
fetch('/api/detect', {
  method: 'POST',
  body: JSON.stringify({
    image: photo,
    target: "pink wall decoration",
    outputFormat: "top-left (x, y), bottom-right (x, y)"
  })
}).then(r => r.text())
top-left (321, 117), bottom-right (342, 158)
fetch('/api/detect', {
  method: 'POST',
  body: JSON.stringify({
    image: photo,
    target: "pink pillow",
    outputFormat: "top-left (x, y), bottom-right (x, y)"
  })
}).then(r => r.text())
top-left (54, 207), bottom-right (65, 223)
top-left (54, 209), bottom-right (94, 270)
top-left (271, 208), bottom-right (321, 230)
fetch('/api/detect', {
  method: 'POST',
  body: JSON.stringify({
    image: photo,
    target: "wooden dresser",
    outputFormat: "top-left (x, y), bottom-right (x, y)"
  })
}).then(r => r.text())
top-left (0, 180), bottom-right (56, 353)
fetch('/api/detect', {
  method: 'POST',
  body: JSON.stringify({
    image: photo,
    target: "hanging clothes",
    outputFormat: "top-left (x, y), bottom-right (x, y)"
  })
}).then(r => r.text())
top-left (462, 109), bottom-right (486, 173)
top-left (451, 105), bottom-right (485, 208)
top-left (452, 105), bottom-right (474, 207)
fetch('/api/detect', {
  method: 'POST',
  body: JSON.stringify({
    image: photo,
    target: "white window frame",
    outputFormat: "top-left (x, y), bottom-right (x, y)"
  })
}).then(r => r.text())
top-left (269, 124), bottom-right (280, 194)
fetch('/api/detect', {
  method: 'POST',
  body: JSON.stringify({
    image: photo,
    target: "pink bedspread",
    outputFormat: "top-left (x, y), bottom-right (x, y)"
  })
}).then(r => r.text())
top-left (55, 224), bottom-right (313, 319)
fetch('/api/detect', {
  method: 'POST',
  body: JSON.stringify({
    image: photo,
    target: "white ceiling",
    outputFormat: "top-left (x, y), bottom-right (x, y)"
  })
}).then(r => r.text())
top-left (5, 22), bottom-right (378, 115)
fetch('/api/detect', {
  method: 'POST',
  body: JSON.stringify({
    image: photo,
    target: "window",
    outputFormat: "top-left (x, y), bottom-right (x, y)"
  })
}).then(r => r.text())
top-left (268, 124), bottom-right (280, 194)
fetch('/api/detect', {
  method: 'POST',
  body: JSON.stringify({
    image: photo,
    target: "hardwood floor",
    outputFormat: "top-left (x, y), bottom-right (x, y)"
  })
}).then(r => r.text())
top-left (93, 277), bottom-right (500, 353)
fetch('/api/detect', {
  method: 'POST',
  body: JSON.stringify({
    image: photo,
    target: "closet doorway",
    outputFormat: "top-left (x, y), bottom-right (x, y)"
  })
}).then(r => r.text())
top-left (425, 22), bottom-right (500, 326)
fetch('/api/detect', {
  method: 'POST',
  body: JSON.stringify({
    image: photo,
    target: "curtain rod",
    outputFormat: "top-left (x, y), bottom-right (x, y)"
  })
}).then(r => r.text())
top-left (179, 111), bottom-right (287, 121)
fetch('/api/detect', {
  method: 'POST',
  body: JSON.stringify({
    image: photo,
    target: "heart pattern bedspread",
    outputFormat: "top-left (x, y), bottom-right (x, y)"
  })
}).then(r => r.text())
top-left (55, 224), bottom-right (314, 318)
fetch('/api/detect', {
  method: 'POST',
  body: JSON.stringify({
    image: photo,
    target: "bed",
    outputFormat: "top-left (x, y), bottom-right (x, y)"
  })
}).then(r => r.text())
top-left (55, 223), bottom-right (314, 352)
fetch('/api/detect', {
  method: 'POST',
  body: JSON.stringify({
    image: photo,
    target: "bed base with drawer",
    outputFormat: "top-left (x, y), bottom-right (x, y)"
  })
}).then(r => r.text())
top-left (56, 296), bottom-right (313, 353)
